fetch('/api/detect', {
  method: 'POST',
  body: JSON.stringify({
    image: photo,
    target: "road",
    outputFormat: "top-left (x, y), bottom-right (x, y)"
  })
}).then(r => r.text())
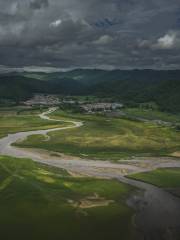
top-left (0, 107), bottom-right (180, 239)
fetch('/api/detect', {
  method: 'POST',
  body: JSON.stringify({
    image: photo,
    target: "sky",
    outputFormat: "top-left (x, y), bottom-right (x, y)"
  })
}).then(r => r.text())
top-left (0, 0), bottom-right (180, 70)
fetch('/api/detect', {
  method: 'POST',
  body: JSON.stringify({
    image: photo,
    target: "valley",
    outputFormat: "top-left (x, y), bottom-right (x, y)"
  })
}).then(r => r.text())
top-left (1, 1), bottom-right (180, 239)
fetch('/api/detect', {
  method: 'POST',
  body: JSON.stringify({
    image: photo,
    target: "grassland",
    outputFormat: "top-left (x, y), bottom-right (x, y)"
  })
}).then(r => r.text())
top-left (0, 155), bottom-right (136, 240)
top-left (124, 108), bottom-right (180, 124)
top-left (0, 107), bottom-right (69, 139)
top-left (16, 109), bottom-right (180, 160)
top-left (128, 168), bottom-right (180, 197)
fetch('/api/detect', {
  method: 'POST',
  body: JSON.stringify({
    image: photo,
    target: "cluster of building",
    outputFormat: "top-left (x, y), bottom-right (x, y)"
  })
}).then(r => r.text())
top-left (81, 102), bottom-right (123, 113)
top-left (23, 94), bottom-right (123, 113)
top-left (23, 94), bottom-right (60, 106)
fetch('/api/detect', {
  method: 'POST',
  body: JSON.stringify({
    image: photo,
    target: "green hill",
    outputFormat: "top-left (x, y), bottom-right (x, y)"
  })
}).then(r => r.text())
top-left (1, 69), bottom-right (180, 112)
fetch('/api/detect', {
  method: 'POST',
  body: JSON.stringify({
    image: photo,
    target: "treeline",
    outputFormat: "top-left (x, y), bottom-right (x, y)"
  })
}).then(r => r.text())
top-left (0, 74), bottom-right (86, 103)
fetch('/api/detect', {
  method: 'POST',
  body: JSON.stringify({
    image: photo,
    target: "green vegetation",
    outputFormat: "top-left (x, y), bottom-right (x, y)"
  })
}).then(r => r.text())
top-left (124, 108), bottom-right (180, 124)
top-left (0, 107), bottom-right (69, 139)
top-left (128, 168), bottom-right (180, 197)
top-left (128, 168), bottom-right (180, 188)
top-left (0, 106), bottom-right (46, 115)
top-left (1, 69), bottom-right (180, 112)
top-left (16, 110), bottom-right (180, 160)
top-left (0, 155), bottom-right (135, 240)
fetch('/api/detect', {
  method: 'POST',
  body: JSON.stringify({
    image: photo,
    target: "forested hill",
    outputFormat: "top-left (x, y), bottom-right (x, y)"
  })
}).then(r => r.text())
top-left (0, 69), bottom-right (180, 112)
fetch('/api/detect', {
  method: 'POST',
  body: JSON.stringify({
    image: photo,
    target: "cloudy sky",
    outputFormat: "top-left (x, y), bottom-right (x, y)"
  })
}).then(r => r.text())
top-left (0, 0), bottom-right (180, 70)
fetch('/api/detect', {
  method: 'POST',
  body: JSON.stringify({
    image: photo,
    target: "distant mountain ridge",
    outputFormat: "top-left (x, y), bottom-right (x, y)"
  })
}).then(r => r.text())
top-left (0, 69), bottom-right (180, 112)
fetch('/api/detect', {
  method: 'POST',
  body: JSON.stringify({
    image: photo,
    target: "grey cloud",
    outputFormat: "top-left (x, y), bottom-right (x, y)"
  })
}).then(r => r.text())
top-left (138, 31), bottom-right (180, 50)
top-left (153, 31), bottom-right (180, 50)
top-left (30, 0), bottom-right (49, 9)
top-left (0, 0), bottom-right (180, 69)
top-left (93, 35), bottom-right (114, 45)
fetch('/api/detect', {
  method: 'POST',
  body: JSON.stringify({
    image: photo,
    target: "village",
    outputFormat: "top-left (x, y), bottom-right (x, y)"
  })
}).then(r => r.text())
top-left (23, 94), bottom-right (123, 113)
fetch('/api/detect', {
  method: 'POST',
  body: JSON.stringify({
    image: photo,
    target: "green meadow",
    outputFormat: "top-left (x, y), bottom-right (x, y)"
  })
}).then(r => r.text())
top-left (0, 107), bottom-right (69, 139)
top-left (0, 155), bottom-right (136, 240)
top-left (16, 110), bottom-right (180, 160)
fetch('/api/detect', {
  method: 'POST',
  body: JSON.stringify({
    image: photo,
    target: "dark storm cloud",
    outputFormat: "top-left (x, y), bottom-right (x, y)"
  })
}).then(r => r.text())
top-left (0, 0), bottom-right (180, 70)
top-left (30, 0), bottom-right (49, 10)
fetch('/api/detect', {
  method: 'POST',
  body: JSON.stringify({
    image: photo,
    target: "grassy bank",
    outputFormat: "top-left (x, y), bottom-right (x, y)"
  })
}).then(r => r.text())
top-left (16, 110), bottom-right (180, 160)
top-left (128, 168), bottom-right (180, 197)
top-left (0, 155), bottom-right (136, 240)
top-left (128, 168), bottom-right (180, 188)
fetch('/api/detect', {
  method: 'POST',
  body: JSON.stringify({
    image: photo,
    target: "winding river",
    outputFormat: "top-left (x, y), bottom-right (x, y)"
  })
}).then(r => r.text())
top-left (0, 107), bottom-right (180, 239)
